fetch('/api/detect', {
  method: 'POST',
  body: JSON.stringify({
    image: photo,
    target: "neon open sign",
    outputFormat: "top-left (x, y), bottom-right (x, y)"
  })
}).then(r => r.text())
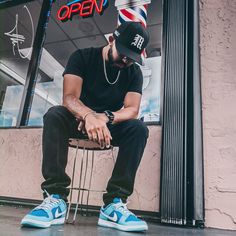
top-left (57, 0), bottom-right (108, 22)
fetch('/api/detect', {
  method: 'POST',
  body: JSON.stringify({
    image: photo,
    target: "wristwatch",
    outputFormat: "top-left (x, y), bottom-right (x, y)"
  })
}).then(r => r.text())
top-left (104, 110), bottom-right (114, 124)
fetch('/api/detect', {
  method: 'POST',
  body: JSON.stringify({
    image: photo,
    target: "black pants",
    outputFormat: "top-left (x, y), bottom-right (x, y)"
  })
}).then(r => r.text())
top-left (41, 105), bottom-right (149, 205)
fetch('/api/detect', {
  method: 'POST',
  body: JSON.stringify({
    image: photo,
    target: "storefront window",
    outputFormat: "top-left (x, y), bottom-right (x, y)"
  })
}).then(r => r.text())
top-left (0, 1), bottom-right (42, 127)
top-left (28, 0), bottom-right (163, 126)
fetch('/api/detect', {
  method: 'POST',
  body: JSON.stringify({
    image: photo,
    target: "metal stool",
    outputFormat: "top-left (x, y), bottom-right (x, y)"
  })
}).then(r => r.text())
top-left (66, 137), bottom-right (116, 224)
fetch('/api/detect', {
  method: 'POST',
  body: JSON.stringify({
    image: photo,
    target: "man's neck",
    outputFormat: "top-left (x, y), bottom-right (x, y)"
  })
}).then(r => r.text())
top-left (103, 45), bottom-right (109, 62)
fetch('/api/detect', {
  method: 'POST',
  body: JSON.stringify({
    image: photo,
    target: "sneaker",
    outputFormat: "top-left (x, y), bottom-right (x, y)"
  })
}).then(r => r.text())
top-left (98, 198), bottom-right (148, 232)
top-left (21, 192), bottom-right (67, 228)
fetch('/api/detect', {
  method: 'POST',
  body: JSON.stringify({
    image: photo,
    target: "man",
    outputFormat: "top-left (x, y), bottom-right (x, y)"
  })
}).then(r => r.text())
top-left (21, 21), bottom-right (150, 232)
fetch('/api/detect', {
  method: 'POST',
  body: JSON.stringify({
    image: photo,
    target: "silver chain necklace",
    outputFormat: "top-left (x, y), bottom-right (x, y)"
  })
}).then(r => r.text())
top-left (103, 50), bottom-right (121, 85)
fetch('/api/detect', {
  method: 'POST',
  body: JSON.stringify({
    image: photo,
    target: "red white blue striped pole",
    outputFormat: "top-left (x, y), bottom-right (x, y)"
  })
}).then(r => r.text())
top-left (115, 0), bottom-right (151, 60)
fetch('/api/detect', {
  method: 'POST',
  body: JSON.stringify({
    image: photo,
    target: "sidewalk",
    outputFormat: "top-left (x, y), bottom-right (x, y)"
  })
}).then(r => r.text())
top-left (1, 205), bottom-right (235, 236)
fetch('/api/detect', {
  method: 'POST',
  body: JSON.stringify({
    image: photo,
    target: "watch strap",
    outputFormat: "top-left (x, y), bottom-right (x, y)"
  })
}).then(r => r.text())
top-left (104, 110), bottom-right (114, 124)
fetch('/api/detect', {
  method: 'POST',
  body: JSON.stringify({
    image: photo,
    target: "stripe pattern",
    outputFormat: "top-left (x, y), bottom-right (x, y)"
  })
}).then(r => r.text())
top-left (117, 4), bottom-right (148, 59)
top-left (118, 5), bottom-right (147, 27)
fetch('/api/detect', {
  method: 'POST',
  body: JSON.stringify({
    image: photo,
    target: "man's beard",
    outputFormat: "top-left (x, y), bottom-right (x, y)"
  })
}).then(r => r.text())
top-left (108, 47), bottom-right (126, 68)
top-left (108, 47), bottom-right (115, 66)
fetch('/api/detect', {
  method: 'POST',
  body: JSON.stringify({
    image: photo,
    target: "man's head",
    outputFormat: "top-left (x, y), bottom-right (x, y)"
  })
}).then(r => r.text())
top-left (108, 22), bottom-right (149, 68)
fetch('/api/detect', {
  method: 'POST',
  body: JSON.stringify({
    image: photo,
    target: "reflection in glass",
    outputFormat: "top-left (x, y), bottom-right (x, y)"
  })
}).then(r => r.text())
top-left (139, 56), bottom-right (162, 123)
top-left (0, 1), bottom-right (41, 127)
top-left (28, 48), bottom-right (63, 125)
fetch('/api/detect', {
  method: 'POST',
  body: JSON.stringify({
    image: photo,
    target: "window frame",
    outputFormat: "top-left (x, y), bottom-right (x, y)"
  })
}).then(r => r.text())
top-left (0, 0), bottom-right (53, 128)
top-left (0, 0), bottom-right (163, 128)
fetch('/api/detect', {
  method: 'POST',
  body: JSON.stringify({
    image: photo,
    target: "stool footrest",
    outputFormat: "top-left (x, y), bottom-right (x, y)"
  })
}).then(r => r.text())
top-left (70, 187), bottom-right (105, 193)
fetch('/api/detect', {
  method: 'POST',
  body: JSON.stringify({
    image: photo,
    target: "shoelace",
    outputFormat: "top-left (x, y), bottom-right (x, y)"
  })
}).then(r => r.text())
top-left (114, 202), bottom-right (135, 217)
top-left (34, 190), bottom-right (61, 211)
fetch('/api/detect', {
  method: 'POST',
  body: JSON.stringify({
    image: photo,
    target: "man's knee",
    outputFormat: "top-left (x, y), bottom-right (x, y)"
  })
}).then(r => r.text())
top-left (43, 105), bottom-right (68, 122)
top-left (127, 119), bottom-right (149, 139)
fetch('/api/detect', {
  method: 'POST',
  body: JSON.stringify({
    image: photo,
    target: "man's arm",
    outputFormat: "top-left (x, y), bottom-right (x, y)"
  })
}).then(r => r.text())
top-left (112, 92), bottom-right (142, 124)
top-left (63, 74), bottom-right (112, 148)
top-left (62, 74), bottom-right (93, 120)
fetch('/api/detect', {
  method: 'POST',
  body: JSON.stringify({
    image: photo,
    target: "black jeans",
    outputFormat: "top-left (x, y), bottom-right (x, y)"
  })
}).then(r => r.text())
top-left (41, 105), bottom-right (149, 205)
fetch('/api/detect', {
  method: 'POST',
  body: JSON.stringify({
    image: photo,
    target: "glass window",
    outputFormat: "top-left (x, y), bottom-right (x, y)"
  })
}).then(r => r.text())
top-left (0, 1), bottom-right (42, 127)
top-left (28, 0), bottom-right (163, 126)
top-left (140, 0), bottom-right (162, 124)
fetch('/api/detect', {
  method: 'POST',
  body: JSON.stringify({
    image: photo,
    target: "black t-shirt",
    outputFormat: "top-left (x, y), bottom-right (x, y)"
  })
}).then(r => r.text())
top-left (62, 47), bottom-right (143, 112)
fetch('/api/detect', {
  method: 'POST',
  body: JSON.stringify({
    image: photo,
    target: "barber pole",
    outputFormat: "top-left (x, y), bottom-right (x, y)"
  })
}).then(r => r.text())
top-left (118, 4), bottom-right (148, 27)
top-left (115, 0), bottom-right (151, 60)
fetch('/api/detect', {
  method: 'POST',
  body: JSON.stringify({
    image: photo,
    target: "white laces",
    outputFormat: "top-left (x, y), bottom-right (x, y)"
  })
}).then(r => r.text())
top-left (114, 202), bottom-right (134, 216)
top-left (34, 190), bottom-right (60, 211)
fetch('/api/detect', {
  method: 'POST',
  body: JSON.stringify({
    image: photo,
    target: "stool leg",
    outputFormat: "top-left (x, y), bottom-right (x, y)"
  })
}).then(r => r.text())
top-left (111, 146), bottom-right (116, 163)
top-left (66, 142), bottom-right (79, 223)
top-left (73, 147), bottom-right (85, 223)
top-left (80, 149), bottom-right (89, 215)
top-left (86, 149), bottom-right (95, 215)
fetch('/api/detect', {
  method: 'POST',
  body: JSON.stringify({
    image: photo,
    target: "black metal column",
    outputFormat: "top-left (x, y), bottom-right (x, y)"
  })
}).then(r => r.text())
top-left (192, 0), bottom-right (204, 225)
top-left (160, 0), bottom-right (204, 227)
top-left (16, 0), bottom-right (53, 127)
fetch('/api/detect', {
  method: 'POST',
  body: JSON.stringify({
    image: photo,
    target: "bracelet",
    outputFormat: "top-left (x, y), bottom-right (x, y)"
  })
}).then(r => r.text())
top-left (83, 111), bottom-right (96, 121)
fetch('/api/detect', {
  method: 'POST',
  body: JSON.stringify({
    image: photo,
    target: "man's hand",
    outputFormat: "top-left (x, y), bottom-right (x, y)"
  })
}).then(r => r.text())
top-left (84, 113), bottom-right (112, 148)
top-left (95, 113), bottom-right (109, 123)
top-left (78, 120), bottom-right (86, 134)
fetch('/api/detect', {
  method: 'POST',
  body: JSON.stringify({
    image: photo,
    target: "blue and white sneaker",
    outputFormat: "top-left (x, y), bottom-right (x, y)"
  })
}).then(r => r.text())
top-left (21, 192), bottom-right (67, 228)
top-left (98, 198), bottom-right (148, 232)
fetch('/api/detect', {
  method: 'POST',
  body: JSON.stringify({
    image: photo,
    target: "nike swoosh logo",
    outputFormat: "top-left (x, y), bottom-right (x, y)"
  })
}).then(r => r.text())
top-left (101, 211), bottom-right (118, 222)
top-left (55, 208), bottom-right (66, 218)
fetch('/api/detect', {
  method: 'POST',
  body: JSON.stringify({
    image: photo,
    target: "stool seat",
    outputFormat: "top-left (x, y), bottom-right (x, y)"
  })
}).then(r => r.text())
top-left (69, 138), bottom-right (112, 150)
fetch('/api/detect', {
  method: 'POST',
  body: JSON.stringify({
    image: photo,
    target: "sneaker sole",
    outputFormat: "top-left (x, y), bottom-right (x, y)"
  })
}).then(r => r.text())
top-left (21, 217), bottom-right (65, 228)
top-left (98, 218), bottom-right (148, 232)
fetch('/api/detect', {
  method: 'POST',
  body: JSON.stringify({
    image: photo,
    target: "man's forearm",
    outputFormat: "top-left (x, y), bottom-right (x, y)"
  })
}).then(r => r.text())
top-left (112, 107), bottom-right (139, 124)
top-left (62, 94), bottom-right (94, 120)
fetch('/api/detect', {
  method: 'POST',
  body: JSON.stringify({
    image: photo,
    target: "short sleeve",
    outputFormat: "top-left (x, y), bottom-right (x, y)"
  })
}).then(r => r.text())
top-left (127, 65), bottom-right (143, 95)
top-left (62, 49), bottom-right (86, 78)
